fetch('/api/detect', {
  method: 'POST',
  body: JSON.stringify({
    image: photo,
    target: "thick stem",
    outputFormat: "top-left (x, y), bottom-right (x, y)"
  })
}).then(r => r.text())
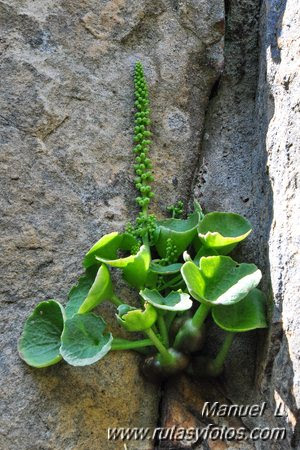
top-left (157, 314), bottom-right (169, 347)
top-left (213, 331), bottom-right (235, 372)
top-left (110, 294), bottom-right (123, 307)
top-left (191, 303), bottom-right (211, 328)
top-left (173, 303), bottom-right (209, 353)
top-left (144, 328), bottom-right (172, 363)
top-left (111, 338), bottom-right (153, 351)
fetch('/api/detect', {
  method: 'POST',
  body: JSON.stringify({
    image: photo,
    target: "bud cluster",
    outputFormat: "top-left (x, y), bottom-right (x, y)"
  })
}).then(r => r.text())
top-left (133, 62), bottom-right (154, 209)
top-left (125, 212), bottom-right (157, 250)
top-left (161, 238), bottom-right (178, 265)
top-left (167, 200), bottom-right (184, 218)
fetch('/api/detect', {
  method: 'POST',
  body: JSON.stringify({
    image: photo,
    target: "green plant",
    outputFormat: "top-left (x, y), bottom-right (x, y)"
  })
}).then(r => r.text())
top-left (18, 62), bottom-right (267, 379)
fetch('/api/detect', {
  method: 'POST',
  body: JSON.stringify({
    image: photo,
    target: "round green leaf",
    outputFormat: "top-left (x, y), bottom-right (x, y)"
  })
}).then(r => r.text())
top-left (18, 300), bottom-right (65, 368)
top-left (181, 256), bottom-right (262, 306)
top-left (116, 302), bottom-right (157, 331)
top-left (150, 262), bottom-right (182, 275)
top-left (78, 264), bottom-right (113, 314)
top-left (155, 211), bottom-right (200, 259)
top-left (139, 288), bottom-right (193, 312)
top-left (198, 212), bottom-right (252, 255)
top-left (60, 313), bottom-right (112, 366)
top-left (212, 288), bottom-right (267, 332)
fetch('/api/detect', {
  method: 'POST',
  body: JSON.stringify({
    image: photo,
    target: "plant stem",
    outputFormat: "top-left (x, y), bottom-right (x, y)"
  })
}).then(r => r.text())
top-left (111, 338), bottom-right (153, 351)
top-left (191, 303), bottom-right (211, 329)
top-left (142, 204), bottom-right (148, 217)
top-left (144, 327), bottom-right (171, 362)
top-left (157, 314), bottom-right (169, 347)
top-left (158, 274), bottom-right (182, 291)
top-left (110, 294), bottom-right (123, 307)
top-left (213, 332), bottom-right (235, 372)
top-left (142, 234), bottom-right (149, 246)
top-left (165, 311), bottom-right (177, 331)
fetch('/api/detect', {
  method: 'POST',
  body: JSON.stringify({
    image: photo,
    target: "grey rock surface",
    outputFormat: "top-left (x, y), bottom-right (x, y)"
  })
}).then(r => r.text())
top-left (258, 0), bottom-right (300, 446)
top-left (160, 0), bottom-right (300, 449)
top-left (0, 1), bottom-right (224, 449)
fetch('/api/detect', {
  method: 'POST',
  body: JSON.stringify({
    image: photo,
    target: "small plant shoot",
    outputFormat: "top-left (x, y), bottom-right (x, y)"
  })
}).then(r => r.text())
top-left (18, 62), bottom-right (267, 381)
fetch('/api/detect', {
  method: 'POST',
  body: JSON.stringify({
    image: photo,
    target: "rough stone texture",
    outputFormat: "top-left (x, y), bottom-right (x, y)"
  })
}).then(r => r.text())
top-left (257, 0), bottom-right (300, 446)
top-left (160, 1), bottom-right (271, 447)
top-left (160, 1), bottom-right (300, 449)
top-left (160, 375), bottom-right (256, 449)
top-left (0, 1), bottom-right (224, 449)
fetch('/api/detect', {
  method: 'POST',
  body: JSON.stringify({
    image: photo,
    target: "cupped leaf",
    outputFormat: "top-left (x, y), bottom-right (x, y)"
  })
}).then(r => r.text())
top-left (83, 232), bottom-right (137, 268)
top-left (116, 302), bottom-right (157, 331)
top-left (97, 245), bottom-right (151, 289)
top-left (140, 288), bottom-right (193, 312)
top-left (60, 313), bottom-right (112, 366)
top-left (84, 232), bottom-right (122, 268)
top-left (145, 270), bottom-right (158, 289)
top-left (78, 264), bottom-right (113, 314)
top-left (123, 245), bottom-right (151, 289)
top-left (194, 246), bottom-right (218, 265)
top-left (212, 288), bottom-right (267, 332)
top-left (198, 212), bottom-right (252, 255)
top-left (18, 300), bottom-right (65, 368)
top-left (181, 256), bottom-right (262, 306)
top-left (155, 211), bottom-right (200, 259)
top-left (65, 269), bottom-right (97, 319)
top-left (150, 262), bottom-right (182, 275)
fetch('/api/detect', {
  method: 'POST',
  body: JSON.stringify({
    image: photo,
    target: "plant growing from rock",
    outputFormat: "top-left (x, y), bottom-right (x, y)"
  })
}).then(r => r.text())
top-left (18, 62), bottom-right (267, 380)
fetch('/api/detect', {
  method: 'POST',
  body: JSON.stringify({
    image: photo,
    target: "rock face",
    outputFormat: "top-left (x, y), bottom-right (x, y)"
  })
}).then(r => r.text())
top-left (160, 1), bottom-right (300, 449)
top-left (0, 1), bottom-right (224, 449)
top-left (258, 0), bottom-right (300, 445)
top-left (1, 0), bottom-right (299, 449)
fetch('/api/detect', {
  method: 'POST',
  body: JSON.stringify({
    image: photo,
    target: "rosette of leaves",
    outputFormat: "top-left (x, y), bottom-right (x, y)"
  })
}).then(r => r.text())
top-left (18, 61), bottom-right (268, 380)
